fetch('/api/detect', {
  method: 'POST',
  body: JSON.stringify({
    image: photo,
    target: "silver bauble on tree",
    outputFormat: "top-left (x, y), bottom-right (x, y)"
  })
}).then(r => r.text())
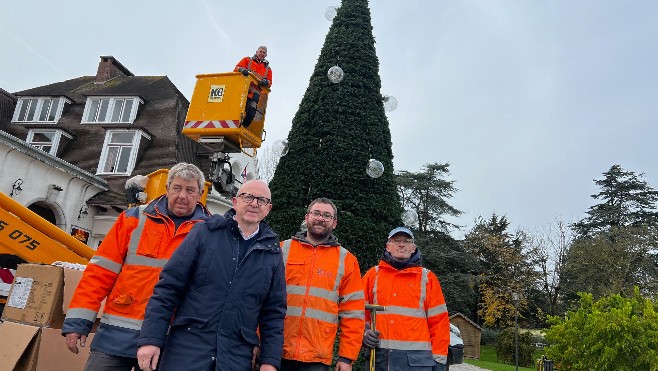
top-left (327, 66), bottom-right (344, 83)
top-left (366, 159), bottom-right (384, 178)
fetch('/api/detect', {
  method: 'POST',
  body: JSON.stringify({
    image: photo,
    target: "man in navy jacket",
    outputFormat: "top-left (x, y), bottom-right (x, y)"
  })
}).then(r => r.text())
top-left (137, 180), bottom-right (286, 371)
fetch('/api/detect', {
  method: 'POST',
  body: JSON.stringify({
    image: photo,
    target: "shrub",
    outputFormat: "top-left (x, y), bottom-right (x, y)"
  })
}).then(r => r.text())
top-left (481, 327), bottom-right (499, 346)
top-left (495, 327), bottom-right (536, 367)
top-left (545, 288), bottom-right (658, 371)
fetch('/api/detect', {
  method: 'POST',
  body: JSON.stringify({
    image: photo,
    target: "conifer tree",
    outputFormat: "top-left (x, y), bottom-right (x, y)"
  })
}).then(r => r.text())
top-left (572, 164), bottom-right (658, 237)
top-left (267, 0), bottom-right (402, 269)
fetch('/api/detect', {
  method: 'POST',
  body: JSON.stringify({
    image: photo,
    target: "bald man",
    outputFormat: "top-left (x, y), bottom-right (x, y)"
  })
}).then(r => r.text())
top-left (137, 180), bottom-right (286, 371)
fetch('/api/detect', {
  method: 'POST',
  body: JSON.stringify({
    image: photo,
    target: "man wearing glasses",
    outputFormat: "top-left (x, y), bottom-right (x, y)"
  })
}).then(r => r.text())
top-left (361, 227), bottom-right (450, 371)
top-left (136, 180), bottom-right (286, 371)
top-left (279, 198), bottom-right (365, 371)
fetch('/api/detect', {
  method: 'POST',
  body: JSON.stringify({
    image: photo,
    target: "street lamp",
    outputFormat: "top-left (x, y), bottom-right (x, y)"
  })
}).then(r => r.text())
top-left (512, 292), bottom-right (519, 371)
top-left (10, 179), bottom-right (23, 197)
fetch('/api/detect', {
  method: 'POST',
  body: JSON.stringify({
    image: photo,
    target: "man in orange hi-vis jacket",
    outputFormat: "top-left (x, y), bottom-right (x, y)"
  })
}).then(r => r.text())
top-left (234, 45), bottom-right (272, 128)
top-left (62, 163), bottom-right (211, 370)
top-left (279, 198), bottom-right (365, 371)
top-left (362, 227), bottom-right (450, 371)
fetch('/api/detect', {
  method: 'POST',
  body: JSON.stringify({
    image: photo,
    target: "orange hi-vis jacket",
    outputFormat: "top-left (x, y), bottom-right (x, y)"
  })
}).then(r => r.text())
top-left (363, 260), bottom-right (450, 363)
top-left (234, 56), bottom-right (273, 85)
top-left (62, 196), bottom-right (210, 357)
top-left (281, 234), bottom-right (365, 365)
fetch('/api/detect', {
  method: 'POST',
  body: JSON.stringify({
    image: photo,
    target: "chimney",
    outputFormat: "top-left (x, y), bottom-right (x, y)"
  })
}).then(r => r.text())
top-left (95, 56), bottom-right (134, 83)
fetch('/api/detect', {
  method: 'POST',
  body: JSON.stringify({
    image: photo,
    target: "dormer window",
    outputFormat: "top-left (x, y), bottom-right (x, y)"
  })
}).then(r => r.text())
top-left (82, 96), bottom-right (143, 124)
top-left (97, 129), bottom-right (151, 175)
top-left (26, 129), bottom-right (73, 156)
top-left (12, 97), bottom-right (71, 123)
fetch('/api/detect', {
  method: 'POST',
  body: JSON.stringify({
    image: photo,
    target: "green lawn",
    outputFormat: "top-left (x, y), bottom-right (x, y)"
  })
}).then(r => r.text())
top-left (463, 345), bottom-right (545, 371)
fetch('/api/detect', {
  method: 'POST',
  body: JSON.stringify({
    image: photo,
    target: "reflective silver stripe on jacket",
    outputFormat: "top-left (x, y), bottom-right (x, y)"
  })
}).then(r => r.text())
top-left (338, 309), bottom-right (365, 319)
top-left (286, 284), bottom-right (306, 296)
top-left (125, 254), bottom-right (169, 268)
top-left (309, 286), bottom-right (339, 303)
top-left (372, 266), bottom-right (380, 305)
top-left (66, 307), bottom-right (98, 322)
top-left (427, 303), bottom-right (448, 317)
top-left (286, 284), bottom-right (341, 304)
top-left (123, 206), bottom-right (169, 268)
top-left (89, 255), bottom-right (122, 274)
top-left (286, 305), bottom-right (303, 317)
top-left (420, 268), bottom-right (428, 309)
top-left (434, 355), bottom-right (448, 363)
top-left (340, 289), bottom-right (364, 303)
top-left (305, 307), bottom-right (338, 324)
top-left (379, 339), bottom-right (432, 351)
top-left (286, 305), bottom-right (338, 324)
top-left (101, 313), bottom-right (143, 330)
top-left (281, 239), bottom-right (292, 265)
top-left (334, 247), bottom-right (347, 293)
top-left (383, 305), bottom-right (426, 318)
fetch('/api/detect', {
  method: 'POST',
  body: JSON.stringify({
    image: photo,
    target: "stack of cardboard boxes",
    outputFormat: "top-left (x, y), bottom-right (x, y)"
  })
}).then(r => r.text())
top-left (0, 264), bottom-right (102, 371)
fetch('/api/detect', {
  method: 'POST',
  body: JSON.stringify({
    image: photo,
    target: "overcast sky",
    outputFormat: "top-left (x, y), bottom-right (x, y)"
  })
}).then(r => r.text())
top-left (2, 1), bottom-right (657, 238)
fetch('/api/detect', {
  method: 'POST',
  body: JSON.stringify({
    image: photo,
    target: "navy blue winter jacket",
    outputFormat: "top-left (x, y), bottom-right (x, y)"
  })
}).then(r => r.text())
top-left (137, 210), bottom-right (286, 370)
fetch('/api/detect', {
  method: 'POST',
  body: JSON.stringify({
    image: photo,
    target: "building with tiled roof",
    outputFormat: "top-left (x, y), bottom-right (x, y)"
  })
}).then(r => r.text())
top-left (1, 56), bottom-right (233, 249)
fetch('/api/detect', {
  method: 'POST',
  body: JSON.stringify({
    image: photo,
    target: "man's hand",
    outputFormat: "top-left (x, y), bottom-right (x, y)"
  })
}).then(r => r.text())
top-left (260, 364), bottom-right (276, 371)
top-left (137, 345), bottom-right (161, 370)
top-left (336, 361), bottom-right (352, 371)
top-left (363, 329), bottom-right (380, 348)
top-left (64, 332), bottom-right (87, 354)
top-left (252, 346), bottom-right (260, 370)
top-left (259, 78), bottom-right (270, 87)
top-left (239, 67), bottom-right (249, 76)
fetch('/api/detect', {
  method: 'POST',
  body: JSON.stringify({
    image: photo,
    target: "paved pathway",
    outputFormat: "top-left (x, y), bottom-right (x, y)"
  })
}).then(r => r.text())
top-left (450, 363), bottom-right (492, 371)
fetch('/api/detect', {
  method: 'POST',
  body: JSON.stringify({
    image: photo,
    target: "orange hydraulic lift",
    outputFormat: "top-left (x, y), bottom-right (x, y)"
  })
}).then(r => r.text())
top-left (181, 71), bottom-right (270, 194)
top-left (0, 191), bottom-right (94, 265)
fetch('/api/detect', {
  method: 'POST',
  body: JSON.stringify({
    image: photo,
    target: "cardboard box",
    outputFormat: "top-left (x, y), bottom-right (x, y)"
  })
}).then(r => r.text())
top-left (0, 321), bottom-right (94, 371)
top-left (61, 267), bottom-right (83, 314)
top-left (60, 267), bottom-right (105, 318)
top-left (0, 321), bottom-right (40, 371)
top-left (1, 265), bottom-right (65, 328)
top-left (1, 264), bottom-right (104, 327)
top-left (37, 327), bottom-right (94, 371)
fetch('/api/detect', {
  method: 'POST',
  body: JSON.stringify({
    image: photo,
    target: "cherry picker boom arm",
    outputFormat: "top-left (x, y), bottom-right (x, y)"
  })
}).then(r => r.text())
top-left (0, 191), bottom-right (94, 265)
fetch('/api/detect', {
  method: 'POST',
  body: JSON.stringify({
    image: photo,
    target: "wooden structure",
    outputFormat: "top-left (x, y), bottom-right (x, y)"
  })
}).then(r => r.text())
top-left (450, 312), bottom-right (483, 360)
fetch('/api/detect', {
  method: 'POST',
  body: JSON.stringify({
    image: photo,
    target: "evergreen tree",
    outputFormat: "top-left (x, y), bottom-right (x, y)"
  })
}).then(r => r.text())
top-left (572, 164), bottom-right (658, 237)
top-left (394, 162), bottom-right (477, 316)
top-left (396, 162), bottom-right (462, 233)
top-left (463, 214), bottom-right (541, 328)
top-left (562, 165), bottom-right (658, 305)
top-left (415, 230), bottom-right (479, 317)
top-left (267, 0), bottom-right (402, 270)
top-left (561, 225), bottom-right (658, 303)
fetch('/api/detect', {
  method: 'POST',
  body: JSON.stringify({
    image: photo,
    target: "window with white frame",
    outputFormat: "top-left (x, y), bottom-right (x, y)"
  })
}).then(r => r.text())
top-left (97, 129), bottom-right (150, 175)
top-left (26, 129), bottom-right (73, 156)
top-left (82, 97), bottom-right (143, 124)
top-left (12, 97), bottom-right (71, 123)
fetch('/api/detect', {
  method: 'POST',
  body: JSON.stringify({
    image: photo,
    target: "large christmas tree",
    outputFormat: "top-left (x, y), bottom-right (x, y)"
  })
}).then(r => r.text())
top-left (268, 0), bottom-right (402, 269)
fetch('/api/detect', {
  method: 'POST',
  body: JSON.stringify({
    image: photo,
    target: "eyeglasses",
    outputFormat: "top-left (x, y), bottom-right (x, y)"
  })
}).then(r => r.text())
top-left (308, 210), bottom-right (335, 221)
top-left (388, 238), bottom-right (414, 245)
top-left (237, 193), bottom-right (271, 206)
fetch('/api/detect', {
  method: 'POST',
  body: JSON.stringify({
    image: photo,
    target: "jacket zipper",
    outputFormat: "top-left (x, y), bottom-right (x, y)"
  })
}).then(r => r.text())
top-left (294, 243), bottom-right (317, 359)
top-left (217, 238), bottom-right (275, 347)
